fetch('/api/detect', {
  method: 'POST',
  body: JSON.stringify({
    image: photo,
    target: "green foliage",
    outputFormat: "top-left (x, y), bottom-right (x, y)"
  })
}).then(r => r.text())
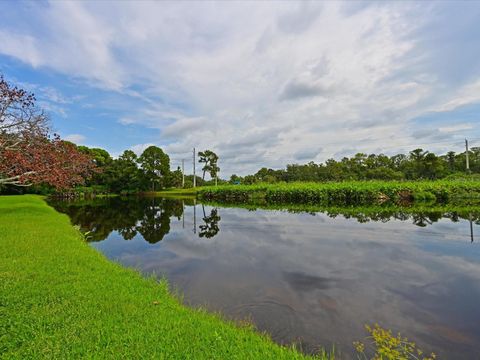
top-left (169, 166), bottom-right (184, 188)
top-left (0, 195), bottom-right (331, 359)
top-left (354, 324), bottom-right (436, 360)
top-left (198, 180), bottom-right (480, 206)
top-left (105, 150), bottom-right (142, 193)
top-left (183, 175), bottom-right (206, 188)
top-left (137, 146), bottom-right (170, 191)
top-left (198, 150), bottom-right (220, 180)
top-left (233, 148), bottom-right (479, 185)
top-left (78, 146), bottom-right (113, 167)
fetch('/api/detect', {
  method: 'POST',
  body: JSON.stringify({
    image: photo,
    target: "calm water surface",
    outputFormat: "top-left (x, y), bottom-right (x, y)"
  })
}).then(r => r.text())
top-left (51, 197), bottom-right (480, 359)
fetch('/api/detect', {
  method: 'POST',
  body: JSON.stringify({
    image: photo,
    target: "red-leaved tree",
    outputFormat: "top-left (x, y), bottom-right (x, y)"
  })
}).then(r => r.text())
top-left (0, 75), bottom-right (97, 189)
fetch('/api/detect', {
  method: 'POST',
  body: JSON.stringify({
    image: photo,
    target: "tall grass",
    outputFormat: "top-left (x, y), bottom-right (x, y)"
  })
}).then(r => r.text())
top-left (198, 180), bottom-right (480, 205)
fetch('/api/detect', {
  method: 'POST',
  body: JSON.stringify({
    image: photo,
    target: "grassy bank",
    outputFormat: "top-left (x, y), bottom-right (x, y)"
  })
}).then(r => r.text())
top-left (0, 195), bottom-right (329, 359)
top-left (150, 187), bottom-right (199, 197)
top-left (197, 180), bottom-right (480, 205)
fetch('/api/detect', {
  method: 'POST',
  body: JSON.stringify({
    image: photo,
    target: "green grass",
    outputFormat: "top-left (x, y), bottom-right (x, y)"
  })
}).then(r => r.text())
top-left (0, 195), bottom-right (330, 359)
top-left (196, 180), bottom-right (480, 205)
top-left (150, 187), bottom-right (199, 197)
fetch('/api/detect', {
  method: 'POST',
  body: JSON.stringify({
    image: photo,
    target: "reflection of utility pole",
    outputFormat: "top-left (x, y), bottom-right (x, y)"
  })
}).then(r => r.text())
top-left (469, 213), bottom-right (474, 243)
top-left (193, 198), bottom-right (197, 234)
top-left (182, 159), bottom-right (185, 188)
top-left (182, 200), bottom-right (185, 229)
top-left (193, 148), bottom-right (196, 188)
top-left (466, 139), bottom-right (470, 173)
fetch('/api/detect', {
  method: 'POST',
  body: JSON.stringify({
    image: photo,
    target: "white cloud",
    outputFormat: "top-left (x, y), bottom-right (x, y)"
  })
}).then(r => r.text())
top-left (433, 79), bottom-right (480, 113)
top-left (64, 134), bottom-right (86, 144)
top-left (1, 1), bottom-right (479, 175)
top-left (439, 124), bottom-right (474, 133)
top-left (162, 117), bottom-right (208, 138)
top-left (130, 143), bottom-right (155, 156)
top-left (0, 30), bottom-right (41, 67)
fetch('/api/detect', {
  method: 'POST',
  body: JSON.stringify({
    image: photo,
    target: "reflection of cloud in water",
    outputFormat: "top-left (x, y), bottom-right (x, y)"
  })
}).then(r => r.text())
top-left (283, 271), bottom-right (339, 292)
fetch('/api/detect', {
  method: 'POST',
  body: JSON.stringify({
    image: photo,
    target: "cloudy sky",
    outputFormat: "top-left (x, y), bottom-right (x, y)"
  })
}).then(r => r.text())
top-left (1, 1), bottom-right (479, 176)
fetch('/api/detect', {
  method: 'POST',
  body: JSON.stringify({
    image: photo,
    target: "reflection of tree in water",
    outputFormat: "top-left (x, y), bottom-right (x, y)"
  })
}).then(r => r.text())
top-left (137, 198), bottom-right (171, 244)
top-left (50, 197), bottom-right (184, 243)
top-left (199, 205), bottom-right (221, 238)
top-left (324, 208), bottom-right (480, 227)
top-left (50, 197), bottom-right (480, 242)
top-left (118, 225), bottom-right (138, 240)
top-left (411, 212), bottom-right (442, 227)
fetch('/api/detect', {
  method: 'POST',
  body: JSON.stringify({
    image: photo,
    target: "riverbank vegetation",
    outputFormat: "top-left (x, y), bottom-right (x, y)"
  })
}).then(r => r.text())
top-left (198, 180), bottom-right (480, 205)
top-left (0, 195), bottom-right (331, 359)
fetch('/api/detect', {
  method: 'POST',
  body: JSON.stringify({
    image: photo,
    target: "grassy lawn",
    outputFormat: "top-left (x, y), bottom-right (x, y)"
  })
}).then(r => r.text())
top-left (0, 195), bottom-right (329, 359)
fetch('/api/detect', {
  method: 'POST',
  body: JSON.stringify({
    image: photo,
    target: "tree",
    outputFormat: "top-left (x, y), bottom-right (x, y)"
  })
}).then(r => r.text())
top-left (137, 146), bottom-right (170, 191)
top-left (0, 136), bottom-right (97, 189)
top-left (169, 166), bottom-right (183, 188)
top-left (0, 75), bottom-right (48, 153)
top-left (78, 146), bottom-right (112, 167)
top-left (445, 151), bottom-right (457, 171)
top-left (77, 146), bottom-right (113, 187)
top-left (198, 150), bottom-right (219, 180)
top-left (0, 75), bottom-right (96, 188)
top-left (105, 150), bottom-right (141, 193)
top-left (229, 174), bottom-right (242, 184)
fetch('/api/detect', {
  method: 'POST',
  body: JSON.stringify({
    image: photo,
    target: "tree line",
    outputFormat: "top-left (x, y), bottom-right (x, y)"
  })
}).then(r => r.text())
top-left (0, 73), bottom-right (220, 194)
top-left (230, 148), bottom-right (479, 184)
top-left (75, 146), bottom-right (220, 194)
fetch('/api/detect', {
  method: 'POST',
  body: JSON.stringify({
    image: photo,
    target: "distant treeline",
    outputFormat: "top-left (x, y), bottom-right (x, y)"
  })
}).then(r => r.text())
top-left (230, 148), bottom-right (480, 184)
top-left (2, 144), bottom-right (216, 195)
top-left (4, 145), bottom-right (479, 196)
top-left (70, 146), bottom-right (217, 195)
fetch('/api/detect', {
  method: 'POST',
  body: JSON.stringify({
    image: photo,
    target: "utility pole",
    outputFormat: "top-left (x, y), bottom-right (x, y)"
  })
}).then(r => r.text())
top-left (466, 139), bottom-right (470, 173)
top-left (182, 200), bottom-right (185, 229)
top-left (193, 147), bottom-right (196, 188)
top-left (181, 159), bottom-right (185, 188)
top-left (469, 213), bottom-right (474, 243)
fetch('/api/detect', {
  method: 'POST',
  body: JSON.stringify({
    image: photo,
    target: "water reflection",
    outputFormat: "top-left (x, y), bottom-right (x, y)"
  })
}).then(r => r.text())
top-left (199, 205), bottom-right (221, 238)
top-left (50, 197), bottom-right (480, 244)
top-left (49, 197), bottom-right (480, 359)
top-left (52, 197), bottom-right (193, 242)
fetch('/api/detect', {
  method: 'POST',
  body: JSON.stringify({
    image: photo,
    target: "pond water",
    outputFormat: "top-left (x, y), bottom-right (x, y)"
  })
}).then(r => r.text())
top-left (51, 196), bottom-right (480, 359)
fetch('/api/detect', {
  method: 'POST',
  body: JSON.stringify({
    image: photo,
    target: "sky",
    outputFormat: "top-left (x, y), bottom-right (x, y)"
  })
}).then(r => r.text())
top-left (1, 0), bottom-right (479, 177)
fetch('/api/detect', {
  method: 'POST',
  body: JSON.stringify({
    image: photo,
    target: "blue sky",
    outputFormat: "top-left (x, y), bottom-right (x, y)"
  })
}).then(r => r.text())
top-left (1, 1), bottom-right (479, 175)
